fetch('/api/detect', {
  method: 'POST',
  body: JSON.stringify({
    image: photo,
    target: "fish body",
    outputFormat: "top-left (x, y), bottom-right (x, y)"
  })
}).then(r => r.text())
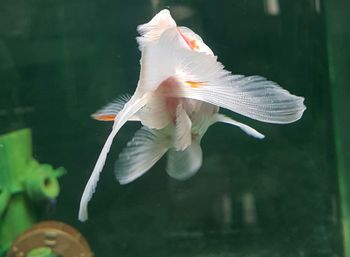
top-left (79, 10), bottom-right (306, 221)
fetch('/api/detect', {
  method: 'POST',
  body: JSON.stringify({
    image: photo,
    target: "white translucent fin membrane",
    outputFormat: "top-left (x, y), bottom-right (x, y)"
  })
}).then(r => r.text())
top-left (79, 94), bottom-right (148, 222)
top-left (166, 140), bottom-right (203, 180)
top-left (136, 9), bottom-right (176, 50)
top-left (92, 94), bottom-right (136, 121)
top-left (145, 28), bottom-right (306, 124)
top-left (115, 127), bottom-right (170, 185)
top-left (214, 114), bottom-right (265, 139)
top-left (180, 76), bottom-right (306, 124)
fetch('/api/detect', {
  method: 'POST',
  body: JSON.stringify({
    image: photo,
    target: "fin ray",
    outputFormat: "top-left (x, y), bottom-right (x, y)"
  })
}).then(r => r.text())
top-left (92, 94), bottom-right (140, 121)
top-left (79, 94), bottom-right (148, 221)
top-left (144, 27), bottom-right (306, 124)
top-left (214, 114), bottom-right (265, 139)
top-left (115, 127), bottom-right (170, 185)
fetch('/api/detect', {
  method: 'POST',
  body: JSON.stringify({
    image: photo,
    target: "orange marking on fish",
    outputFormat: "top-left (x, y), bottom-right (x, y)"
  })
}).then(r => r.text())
top-left (185, 81), bottom-right (206, 88)
top-left (93, 114), bottom-right (116, 121)
top-left (189, 39), bottom-right (199, 50)
top-left (177, 27), bottom-right (199, 51)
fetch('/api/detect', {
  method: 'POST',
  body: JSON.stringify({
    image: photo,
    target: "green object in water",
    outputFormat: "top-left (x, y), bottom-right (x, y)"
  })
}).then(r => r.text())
top-left (0, 129), bottom-right (65, 256)
top-left (27, 247), bottom-right (58, 257)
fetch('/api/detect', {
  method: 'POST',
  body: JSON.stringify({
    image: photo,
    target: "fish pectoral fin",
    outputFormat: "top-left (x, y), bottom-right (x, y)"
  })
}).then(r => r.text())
top-left (115, 127), bottom-right (170, 185)
top-left (166, 140), bottom-right (203, 181)
top-left (214, 114), bottom-right (265, 139)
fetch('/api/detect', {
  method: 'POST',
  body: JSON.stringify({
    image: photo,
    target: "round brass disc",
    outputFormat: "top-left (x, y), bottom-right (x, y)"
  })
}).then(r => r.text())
top-left (6, 221), bottom-right (93, 257)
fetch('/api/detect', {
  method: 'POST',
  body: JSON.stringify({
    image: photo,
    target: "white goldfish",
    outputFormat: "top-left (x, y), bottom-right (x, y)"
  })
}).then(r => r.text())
top-left (79, 10), bottom-right (306, 221)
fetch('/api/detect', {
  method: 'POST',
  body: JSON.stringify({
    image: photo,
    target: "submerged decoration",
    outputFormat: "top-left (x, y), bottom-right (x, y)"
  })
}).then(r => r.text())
top-left (79, 9), bottom-right (306, 221)
top-left (5, 221), bottom-right (92, 257)
top-left (0, 129), bottom-right (65, 254)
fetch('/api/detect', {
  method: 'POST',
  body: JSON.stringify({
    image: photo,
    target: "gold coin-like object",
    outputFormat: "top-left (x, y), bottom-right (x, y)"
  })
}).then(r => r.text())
top-left (6, 221), bottom-right (93, 257)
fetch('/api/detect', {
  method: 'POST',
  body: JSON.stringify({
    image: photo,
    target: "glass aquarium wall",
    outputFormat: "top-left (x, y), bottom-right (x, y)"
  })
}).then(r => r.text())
top-left (0, 0), bottom-right (349, 256)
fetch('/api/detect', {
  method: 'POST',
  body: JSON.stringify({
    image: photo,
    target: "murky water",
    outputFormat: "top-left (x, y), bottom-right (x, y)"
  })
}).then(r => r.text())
top-left (0, 0), bottom-right (348, 256)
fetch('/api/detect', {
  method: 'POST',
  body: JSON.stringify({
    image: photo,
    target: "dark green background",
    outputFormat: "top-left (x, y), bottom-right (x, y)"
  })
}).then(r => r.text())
top-left (0, 0), bottom-right (348, 256)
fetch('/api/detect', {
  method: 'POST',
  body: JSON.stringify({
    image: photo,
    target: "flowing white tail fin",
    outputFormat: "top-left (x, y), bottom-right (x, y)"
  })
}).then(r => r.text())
top-left (79, 94), bottom-right (148, 221)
